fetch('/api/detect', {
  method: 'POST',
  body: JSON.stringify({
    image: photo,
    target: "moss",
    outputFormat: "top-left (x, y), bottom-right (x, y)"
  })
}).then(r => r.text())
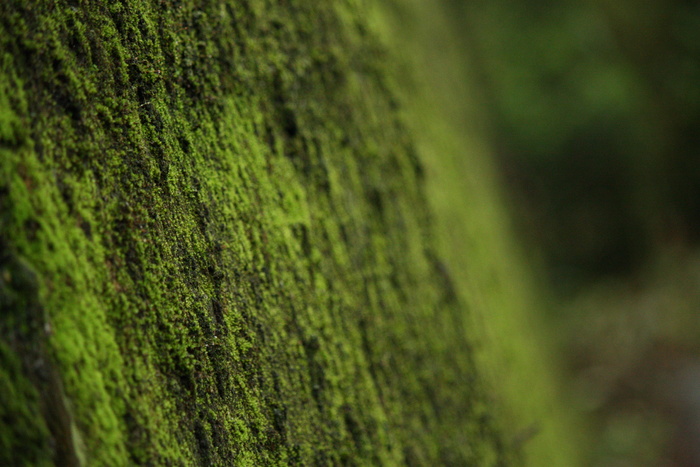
top-left (371, 2), bottom-right (585, 464)
top-left (0, 340), bottom-right (52, 466)
top-left (0, 1), bottom-right (578, 466)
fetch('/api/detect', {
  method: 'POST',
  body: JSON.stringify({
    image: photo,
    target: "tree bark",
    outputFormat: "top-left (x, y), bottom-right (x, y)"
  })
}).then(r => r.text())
top-left (0, 1), bottom-right (552, 465)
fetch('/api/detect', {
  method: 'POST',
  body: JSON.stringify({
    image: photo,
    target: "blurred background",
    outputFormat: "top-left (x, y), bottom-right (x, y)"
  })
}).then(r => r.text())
top-left (446, 0), bottom-right (700, 465)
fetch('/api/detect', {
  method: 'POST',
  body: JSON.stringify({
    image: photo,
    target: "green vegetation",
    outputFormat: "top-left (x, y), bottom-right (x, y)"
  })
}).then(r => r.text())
top-left (447, 0), bottom-right (700, 464)
top-left (0, 1), bottom-right (580, 465)
top-left (457, 0), bottom-right (700, 290)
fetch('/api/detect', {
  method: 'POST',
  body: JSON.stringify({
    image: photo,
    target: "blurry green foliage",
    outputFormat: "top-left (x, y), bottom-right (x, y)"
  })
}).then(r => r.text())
top-left (441, 1), bottom-right (700, 464)
top-left (454, 0), bottom-right (700, 290)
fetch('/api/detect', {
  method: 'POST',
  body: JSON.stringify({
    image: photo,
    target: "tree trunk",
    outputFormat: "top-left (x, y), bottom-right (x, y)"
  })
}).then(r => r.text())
top-left (0, 1), bottom-right (575, 465)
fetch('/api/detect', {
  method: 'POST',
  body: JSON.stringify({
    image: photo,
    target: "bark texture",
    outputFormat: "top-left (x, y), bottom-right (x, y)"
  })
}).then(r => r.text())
top-left (0, 1), bottom-right (561, 465)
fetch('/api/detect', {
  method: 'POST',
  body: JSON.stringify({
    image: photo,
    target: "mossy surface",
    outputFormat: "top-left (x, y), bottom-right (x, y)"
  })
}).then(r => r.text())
top-left (372, 3), bottom-right (585, 465)
top-left (0, 1), bottom-right (516, 465)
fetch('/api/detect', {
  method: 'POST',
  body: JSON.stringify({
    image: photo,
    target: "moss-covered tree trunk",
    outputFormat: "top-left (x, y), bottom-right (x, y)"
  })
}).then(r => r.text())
top-left (0, 1), bottom-right (568, 466)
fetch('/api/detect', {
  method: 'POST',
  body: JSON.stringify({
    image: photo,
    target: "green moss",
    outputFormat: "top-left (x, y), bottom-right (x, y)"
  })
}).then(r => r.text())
top-left (371, 2), bottom-right (585, 465)
top-left (0, 340), bottom-right (52, 466)
top-left (0, 1), bottom-right (579, 466)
